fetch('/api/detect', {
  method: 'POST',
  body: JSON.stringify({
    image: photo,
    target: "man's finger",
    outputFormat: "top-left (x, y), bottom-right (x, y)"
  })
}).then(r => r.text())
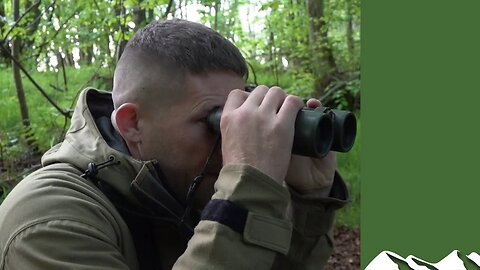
top-left (277, 95), bottom-right (304, 125)
top-left (244, 85), bottom-right (269, 107)
top-left (259, 86), bottom-right (287, 113)
top-left (306, 98), bottom-right (322, 108)
top-left (223, 89), bottom-right (249, 111)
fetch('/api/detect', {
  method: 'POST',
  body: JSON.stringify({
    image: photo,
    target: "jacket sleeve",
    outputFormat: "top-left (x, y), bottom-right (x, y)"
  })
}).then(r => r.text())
top-left (272, 172), bottom-right (350, 270)
top-left (1, 219), bottom-right (131, 270)
top-left (173, 164), bottom-right (294, 270)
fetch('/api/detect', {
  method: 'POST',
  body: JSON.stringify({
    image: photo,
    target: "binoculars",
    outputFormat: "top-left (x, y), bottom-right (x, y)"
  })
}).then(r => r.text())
top-left (207, 106), bottom-right (357, 158)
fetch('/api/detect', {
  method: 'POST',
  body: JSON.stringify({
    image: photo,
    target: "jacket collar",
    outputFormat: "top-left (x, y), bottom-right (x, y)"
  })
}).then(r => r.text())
top-left (41, 88), bottom-right (186, 222)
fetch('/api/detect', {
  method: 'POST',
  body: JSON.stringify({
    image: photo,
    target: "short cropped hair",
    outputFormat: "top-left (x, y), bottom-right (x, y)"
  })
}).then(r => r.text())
top-left (125, 19), bottom-right (248, 78)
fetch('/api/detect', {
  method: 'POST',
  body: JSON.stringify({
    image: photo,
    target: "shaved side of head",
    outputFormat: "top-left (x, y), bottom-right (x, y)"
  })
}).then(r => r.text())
top-left (111, 19), bottom-right (248, 121)
top-left (112, 48), bottom-right (185, 111)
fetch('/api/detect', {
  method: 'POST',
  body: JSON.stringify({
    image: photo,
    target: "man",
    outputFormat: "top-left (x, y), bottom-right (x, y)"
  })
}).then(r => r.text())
top-left (0, 19), bottom-right (348, 269)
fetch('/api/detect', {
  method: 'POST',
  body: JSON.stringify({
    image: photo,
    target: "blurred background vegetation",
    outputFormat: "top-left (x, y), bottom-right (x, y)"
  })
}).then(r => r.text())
top-left (0, 0), bottom-right (360, 228)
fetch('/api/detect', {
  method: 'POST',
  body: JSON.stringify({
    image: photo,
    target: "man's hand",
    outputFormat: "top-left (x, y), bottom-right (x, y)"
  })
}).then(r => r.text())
top-left (220, 86), bottom-right (303, 184)
top-left (285, 99), bottom-right (336, 195)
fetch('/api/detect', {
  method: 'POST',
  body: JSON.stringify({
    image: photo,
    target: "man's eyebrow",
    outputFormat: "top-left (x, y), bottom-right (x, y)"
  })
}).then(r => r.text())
top-left (190, 98), bottom-right (218, 115)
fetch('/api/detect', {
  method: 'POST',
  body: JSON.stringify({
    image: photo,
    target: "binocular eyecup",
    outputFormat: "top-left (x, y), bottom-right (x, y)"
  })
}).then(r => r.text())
top-left (207, 106), bottom-right (357, 158)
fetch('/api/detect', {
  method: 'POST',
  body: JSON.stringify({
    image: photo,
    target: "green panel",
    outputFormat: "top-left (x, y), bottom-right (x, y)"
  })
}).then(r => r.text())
top-left (362, 0), bottom-right (480, 268)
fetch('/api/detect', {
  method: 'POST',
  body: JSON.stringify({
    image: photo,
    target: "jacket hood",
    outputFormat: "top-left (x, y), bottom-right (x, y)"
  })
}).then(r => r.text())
top-left (42, 88), bottom-right (186, 223)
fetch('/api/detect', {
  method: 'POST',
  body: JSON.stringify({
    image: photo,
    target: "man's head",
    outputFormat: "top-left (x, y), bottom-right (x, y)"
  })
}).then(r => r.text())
top-left (112, 19), bottom-right (247, 111)
top-left (112, 19), bottom-right (247, 209)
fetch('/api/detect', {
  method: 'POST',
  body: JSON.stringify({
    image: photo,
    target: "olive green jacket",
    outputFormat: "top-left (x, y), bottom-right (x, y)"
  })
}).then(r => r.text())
top-left (0, 88), bottom-right (348, 270)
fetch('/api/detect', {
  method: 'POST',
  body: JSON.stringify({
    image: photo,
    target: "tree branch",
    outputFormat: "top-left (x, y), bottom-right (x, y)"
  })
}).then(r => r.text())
top-left (164, 0), bottom-right (174, 19)
top-left (32, 10), bottom-right (77, 63)
top-left (0, 42), bottom-right (71, 118)
top-left (1, 0), bottom-right (41, 44)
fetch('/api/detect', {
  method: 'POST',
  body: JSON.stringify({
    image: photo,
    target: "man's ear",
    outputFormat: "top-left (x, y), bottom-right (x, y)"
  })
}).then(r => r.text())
top-left (113, 103), bottom-right (142, 143)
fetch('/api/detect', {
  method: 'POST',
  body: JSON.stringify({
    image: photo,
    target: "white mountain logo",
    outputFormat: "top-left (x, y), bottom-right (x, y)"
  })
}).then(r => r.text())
top-left (366, 250), bottom-right (480, 270)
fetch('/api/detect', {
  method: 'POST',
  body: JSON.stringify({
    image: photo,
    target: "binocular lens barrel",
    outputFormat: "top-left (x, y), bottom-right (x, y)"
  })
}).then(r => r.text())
top-left (206, 106), bottom-right (357, 158)
top-left (331, 109), bottom-right (357, 153)
top-left (292, 108), bottom-right (334, 157)
top-left (207, 109), bottom-right (223, 134)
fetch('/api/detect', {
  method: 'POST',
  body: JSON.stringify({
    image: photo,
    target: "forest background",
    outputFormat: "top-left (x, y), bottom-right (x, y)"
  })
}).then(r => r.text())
top-left (0, 0), bottom-right (360, 266)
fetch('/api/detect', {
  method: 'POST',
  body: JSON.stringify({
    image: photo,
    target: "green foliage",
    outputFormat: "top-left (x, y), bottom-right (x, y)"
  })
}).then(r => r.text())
top-left (326, 73), bottom-right (361, 110)
top-left (235, 0), bottom-right (360, 106)
top-left (0, 65), bottom-right (112, 170)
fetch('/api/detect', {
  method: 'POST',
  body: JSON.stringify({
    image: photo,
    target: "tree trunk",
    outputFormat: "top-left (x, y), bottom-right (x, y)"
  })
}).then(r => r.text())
top-left (179, 0), bottom-right (183, 19)
top-left (133, 0), bottom-right (146, 31)
top-left (56, 51), bottom-right (68, 92)
top-left (0, 1), bottom-right (8, 65)
top-left (12, 44), bottom-right (30, 128)
top-left (214, 0), bottom-right (219, 30)
top-left (147, 8), bottom-right (154, 22)
top-left (12, 0), bottom-right (38, 153)
top-left (12, 0), bottom-right (30, 127)
top-left (307, 0), bottom-right (338, 97)
top-left (346, 0), bottom-right (355, 69)
top-left (104, 35), bottom-right (113, 63)
top-left (268, 30), bottom-right (274, 72)
top-left (79, 49), bottom-right (86, 64)
top-left (63, 48), bottom-right (75, 66)
top-left (116, 40), bottom-right (128, 63)
top-left (268, 30), bottom-right (279, 85)
top-left (0, 1), bottom-right (5, 31)
top-left (79, 45), bottom-right (94, 65)
top-left (115, 0), bottom-right (128, 62)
